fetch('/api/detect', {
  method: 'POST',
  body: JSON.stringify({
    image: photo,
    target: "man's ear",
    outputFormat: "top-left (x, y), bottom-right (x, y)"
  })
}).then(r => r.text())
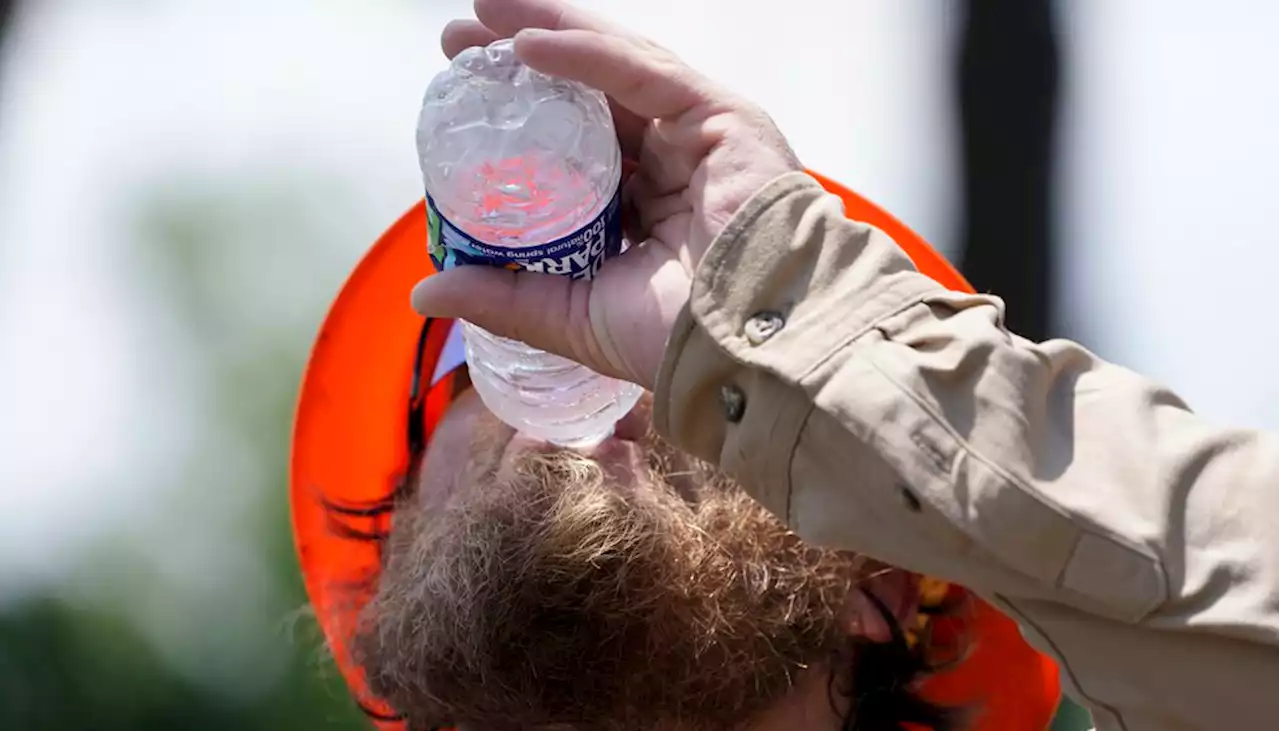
top-left (839, 570), bottom-right (918, 643)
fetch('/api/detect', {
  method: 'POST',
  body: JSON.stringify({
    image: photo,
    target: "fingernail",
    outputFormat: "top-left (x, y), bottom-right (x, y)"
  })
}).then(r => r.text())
top-left (513, 28), bottom-right (554, 51)
top-left (514, 28), bottom-right (552, 40)
top-left (410, 277), bottom-right (438, 315)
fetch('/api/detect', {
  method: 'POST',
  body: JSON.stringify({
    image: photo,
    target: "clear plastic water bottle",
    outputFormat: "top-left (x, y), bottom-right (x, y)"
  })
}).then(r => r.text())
top-left (416, 39), bottom-right (642, 447)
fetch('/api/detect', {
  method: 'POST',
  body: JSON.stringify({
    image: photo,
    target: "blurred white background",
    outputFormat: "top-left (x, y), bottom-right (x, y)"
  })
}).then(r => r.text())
top-left (0, 0), bottom-right (1275, 722)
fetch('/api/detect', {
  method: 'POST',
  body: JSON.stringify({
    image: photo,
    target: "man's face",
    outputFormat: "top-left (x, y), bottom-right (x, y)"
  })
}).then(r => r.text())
top-left (355, 388), bottom-right (893, 731)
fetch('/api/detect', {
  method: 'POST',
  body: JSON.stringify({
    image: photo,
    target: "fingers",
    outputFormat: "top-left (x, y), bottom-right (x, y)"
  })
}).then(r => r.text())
top-left (514, 28), bottom-right (715, 122)
top-left (438, 0), bottom-right (650, 158)
top-left (410, 267), bottom-right (616, 379)
top-left (441, 19), bottom-right (501, 59)
top-left (473, 0), bottom-right (626, 37)
top-left (444, 0), bottom-right (628, 64)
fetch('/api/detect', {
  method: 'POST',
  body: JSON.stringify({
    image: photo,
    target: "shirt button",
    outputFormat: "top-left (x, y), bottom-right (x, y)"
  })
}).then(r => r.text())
top-left (744, 311), bottom-right (786, 345)
top-left (898, 485), bottom-right (923, 513)
top-left (719, 384), bottom-right (747, 423)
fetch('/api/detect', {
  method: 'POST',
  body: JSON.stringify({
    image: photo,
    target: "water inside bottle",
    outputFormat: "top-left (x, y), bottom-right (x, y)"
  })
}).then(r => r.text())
top-left (416, 37), bottom-right (639, 447)
top-left (436, 156), bottom-right (609, 248)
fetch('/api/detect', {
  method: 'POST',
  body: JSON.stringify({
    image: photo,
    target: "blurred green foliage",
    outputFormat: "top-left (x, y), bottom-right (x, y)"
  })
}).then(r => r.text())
top-left (0, 596), bottom-right (361, 729)
top-left (0, 175), bottom-right (368, 729)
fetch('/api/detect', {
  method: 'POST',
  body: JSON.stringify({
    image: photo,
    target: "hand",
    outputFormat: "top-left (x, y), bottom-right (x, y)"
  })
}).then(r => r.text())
top-left (411, 0), bottom-right (802, 389)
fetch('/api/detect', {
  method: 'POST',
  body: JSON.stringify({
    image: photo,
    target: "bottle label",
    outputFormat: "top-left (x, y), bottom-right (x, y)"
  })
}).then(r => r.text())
top-left (426, 184), bottom-right (623, 281)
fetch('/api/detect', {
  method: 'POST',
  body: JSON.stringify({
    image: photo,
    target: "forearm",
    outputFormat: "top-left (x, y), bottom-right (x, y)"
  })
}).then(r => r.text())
top-left (654, 171), bottom-right (1278, 730)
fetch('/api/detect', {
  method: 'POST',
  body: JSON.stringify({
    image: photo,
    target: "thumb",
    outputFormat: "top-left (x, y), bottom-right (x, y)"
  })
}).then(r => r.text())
top-left (410, 266), bottom-right (619, 379)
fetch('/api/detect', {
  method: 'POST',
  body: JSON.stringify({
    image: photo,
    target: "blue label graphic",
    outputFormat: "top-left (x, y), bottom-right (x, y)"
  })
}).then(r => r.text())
top-left (426, 185), bottom-right (622, 281)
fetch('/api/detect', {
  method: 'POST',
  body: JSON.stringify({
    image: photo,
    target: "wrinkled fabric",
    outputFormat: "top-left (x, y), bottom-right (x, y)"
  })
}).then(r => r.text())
top-left (655, 172), bottom-right (1279, 731)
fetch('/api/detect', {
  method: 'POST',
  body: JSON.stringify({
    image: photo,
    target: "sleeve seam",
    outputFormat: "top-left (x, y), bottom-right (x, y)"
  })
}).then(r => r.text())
top-left (992, 594), bottom-right (1132, 731)
top-left (864, 351), bottom-right (1167, 600)
top-left (781, 400), bottom-right (817, 525)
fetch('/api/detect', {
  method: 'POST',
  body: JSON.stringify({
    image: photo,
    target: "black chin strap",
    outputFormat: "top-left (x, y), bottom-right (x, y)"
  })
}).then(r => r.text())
top-left (840, 589), bottom-right (961, 731)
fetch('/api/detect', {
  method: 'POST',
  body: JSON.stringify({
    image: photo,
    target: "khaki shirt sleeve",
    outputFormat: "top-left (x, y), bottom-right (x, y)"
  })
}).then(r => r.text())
top-left (653, 172), bottom-right (1278, 731)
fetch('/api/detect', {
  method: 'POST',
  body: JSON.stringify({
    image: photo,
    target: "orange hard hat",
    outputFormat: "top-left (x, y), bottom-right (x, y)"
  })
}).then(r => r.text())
top-left (290, 170), bottom-right (1062, 731)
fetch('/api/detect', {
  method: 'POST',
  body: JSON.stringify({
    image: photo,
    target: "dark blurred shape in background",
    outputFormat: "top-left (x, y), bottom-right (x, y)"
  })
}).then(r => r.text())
top-left (954, 6), bottom-right (1095, 727)
top-left (1, 0), bottom-right (14, 105)
top-left (957, 0), bottom-right (1060, 342)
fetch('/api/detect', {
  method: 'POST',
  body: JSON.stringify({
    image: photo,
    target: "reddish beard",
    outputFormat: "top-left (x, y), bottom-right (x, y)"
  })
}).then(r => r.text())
top-left (353, 433), bottom-right (869, 731)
